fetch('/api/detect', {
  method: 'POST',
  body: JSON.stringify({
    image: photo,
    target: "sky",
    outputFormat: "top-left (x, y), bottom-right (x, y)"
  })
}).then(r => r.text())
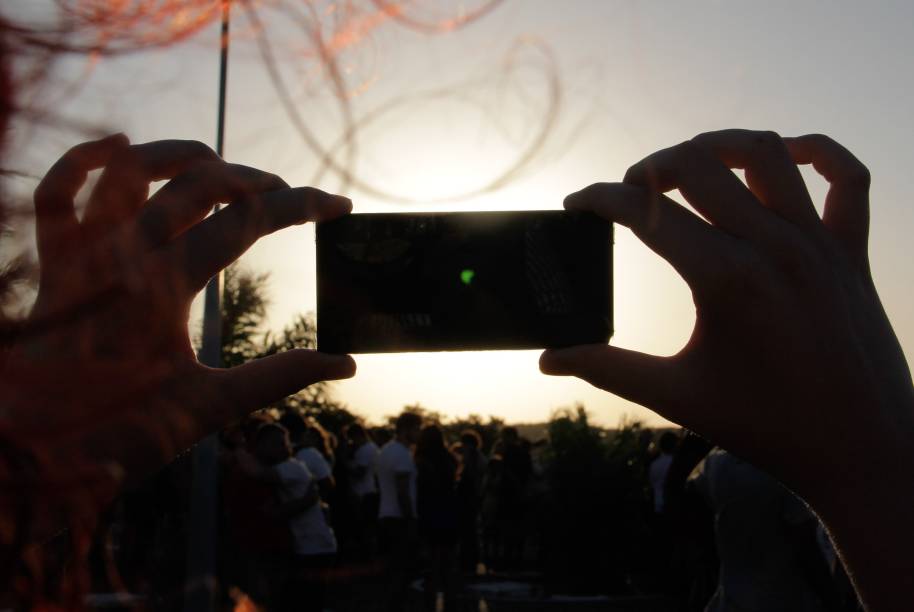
top-left (6, 1), bottom-right (914, 427)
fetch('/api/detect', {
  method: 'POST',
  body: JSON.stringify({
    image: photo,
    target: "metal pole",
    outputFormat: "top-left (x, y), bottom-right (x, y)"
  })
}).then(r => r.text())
top-left (185, 3), bottom-right (230, 610)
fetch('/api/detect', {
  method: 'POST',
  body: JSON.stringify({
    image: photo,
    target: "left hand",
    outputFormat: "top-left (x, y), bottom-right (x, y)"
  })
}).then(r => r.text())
top-left (1, 135), bottom-right (356, 527)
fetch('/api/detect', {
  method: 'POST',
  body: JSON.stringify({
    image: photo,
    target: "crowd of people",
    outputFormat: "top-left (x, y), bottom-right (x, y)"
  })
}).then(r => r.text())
top-left (92, 408), bottom-right (849, 611)
top-left (214, 410), bottom-right (547, 611)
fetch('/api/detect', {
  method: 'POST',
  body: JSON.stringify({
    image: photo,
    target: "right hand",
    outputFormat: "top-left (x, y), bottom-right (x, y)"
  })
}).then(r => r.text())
top-left (540, 130), bottom-right (914, 610)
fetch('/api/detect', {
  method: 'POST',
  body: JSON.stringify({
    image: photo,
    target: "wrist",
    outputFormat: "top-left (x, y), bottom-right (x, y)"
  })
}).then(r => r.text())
top-left (807, 397), bottom-right (914, 612)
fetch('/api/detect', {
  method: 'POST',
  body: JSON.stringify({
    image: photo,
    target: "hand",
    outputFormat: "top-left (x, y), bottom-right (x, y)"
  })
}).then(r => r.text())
top-left (1, 135), bottom-right (356, 526)
top-left (540, 129), bottom-right (914, 610)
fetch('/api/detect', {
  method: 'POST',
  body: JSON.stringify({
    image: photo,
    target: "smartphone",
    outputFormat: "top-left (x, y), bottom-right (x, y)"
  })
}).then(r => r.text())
top-left (316, 210), bottom-right (612, 353)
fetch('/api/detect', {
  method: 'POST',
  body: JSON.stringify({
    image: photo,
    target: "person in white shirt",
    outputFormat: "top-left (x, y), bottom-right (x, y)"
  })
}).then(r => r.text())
top-left (375, 411), bottom-right (422, 612)
top-left (649, 431), bottom-right (679, 515)
top-left (348, 423), bottom-right (380, 500)
top-left (279, 411), bottom-right (335, 500)
top-left (248, 422), bottom-right (337, 612)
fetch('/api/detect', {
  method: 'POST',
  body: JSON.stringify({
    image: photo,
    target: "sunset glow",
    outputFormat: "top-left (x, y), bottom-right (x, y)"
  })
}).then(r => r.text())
top-left (6, 1), bottom-right (913, 428)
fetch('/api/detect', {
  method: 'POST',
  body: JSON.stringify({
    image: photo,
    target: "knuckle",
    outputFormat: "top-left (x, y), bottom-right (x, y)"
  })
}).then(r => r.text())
top-left (188, 159), bottom-right (227, 182)
top-left (678, 138), bottom-right (712, 166)
top-left (753, 130), bottom-right (783, 147)
top-left (63, 141), bottom-right (94, 164)
top-left (178, 140), bottom-right (219, 161)
top-left (296, 185), bottom-right (321, 199)
top-left (805, 133), bottom-right (834, 148)
top-left (689, 131), bottom-right (720, 150)
top-left (675, 138), bottom-right (702, 158)
top-left (843, 163), bottom-right (871, 191)
top-left (223, 163), bottom-right (283, 192)
top-left (659, 140), bottom-right (700, 177)
top-left (229, 194), bottom-right (266, 230)
top-left (748, 131), bottom-right (789, 166)
top-left (261, 171), bottom-right (286, 190)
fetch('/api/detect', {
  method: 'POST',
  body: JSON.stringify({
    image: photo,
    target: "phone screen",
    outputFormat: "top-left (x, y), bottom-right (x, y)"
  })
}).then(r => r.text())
top-left (316, 210), bottom-right (612, 353)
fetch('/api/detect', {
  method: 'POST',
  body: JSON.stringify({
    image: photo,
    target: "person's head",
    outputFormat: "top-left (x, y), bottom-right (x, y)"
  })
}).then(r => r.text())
top-left (278, 410), bottom-right (307, 445)
top-left (241, 412), bottom-right (274, 451)
top-left (659, 431), bottom-right (679, 455)
top-left (416, 425), bottom-right (456, 480)
top-left (395, 411), bottom-right (423, 445)
top-left (501, 426), bottom-right (519, 445)
top-left (221, 423), bottom-right (246, 450)
top-left (304, 419), bottom-right (333, 458)
top-left (416, 424), bottom-right (446, 457)
top-left (460, 429), bottom-right (482, 451)
top-left (347, 422), bottom-right (368, 445)
top-left (254, 423), bottom-right (292, 466)
top-left (372, 427), bottom-right (393, 447)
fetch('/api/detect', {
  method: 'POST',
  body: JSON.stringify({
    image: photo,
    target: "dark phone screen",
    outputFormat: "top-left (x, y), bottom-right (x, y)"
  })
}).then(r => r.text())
top-left (316, 210), bottom-right (612, 353)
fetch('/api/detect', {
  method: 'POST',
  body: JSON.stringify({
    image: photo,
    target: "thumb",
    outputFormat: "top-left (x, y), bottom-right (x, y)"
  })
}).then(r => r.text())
top-left (540, 344), bottom-right (680, 413)
top-left (220, 350), bottom-right (356, 419)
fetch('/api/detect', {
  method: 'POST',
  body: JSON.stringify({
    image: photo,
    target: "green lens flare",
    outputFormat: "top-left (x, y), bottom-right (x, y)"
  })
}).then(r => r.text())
top-left (460, 269), bottom-right (475, 285)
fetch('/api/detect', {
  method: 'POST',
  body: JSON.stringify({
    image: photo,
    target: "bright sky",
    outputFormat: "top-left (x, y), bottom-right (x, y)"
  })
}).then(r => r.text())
top-left (7, 1), bottom-right (914, 427)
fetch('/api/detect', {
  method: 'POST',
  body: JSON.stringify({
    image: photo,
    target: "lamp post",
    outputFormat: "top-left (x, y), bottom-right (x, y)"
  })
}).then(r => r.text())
top-left (184, 3), bottom-right (230, 610)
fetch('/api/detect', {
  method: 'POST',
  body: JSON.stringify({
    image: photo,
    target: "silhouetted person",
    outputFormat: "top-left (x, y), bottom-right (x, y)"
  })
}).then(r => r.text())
top-left (376, 412), bottom-right (422, 611)
top-left (239, 422), bottom-right (337, 612)
top-left (660, 431), bottom-right (717, 610)
top-left (497, 427), bottom-right (531, 569)
top-left (651, 431), bottom-right (679, 515)
top-left (347, 423), bottom-right (380, 559)
top-left (454, 429), bottom-right (486, 573)
top-left (693, 448), bottom-right (839, 612)
top-left (222, 414), bottom-right (294, 606)
top-left (480, 454), bottom-right (504, 570)
top-left (415, 425), bottom-right (459, 611)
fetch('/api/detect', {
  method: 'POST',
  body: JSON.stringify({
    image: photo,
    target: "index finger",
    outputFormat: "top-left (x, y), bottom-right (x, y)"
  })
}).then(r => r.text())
top-left (161, 186), bottom-right (352, 295)
top-left (565, 182), bottom-right (738, 292)
top-left (83, 140), bottom-right (221, 236)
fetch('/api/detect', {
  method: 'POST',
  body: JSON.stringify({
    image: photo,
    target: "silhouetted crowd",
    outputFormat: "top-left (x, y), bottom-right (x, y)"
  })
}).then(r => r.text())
top-left (87, 410), bottom-right (865, 612)
top-left (216, 411), bottom-right (548, 611)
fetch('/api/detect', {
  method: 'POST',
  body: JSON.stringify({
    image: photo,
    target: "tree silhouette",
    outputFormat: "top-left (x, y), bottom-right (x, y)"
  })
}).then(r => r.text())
top-left (219, 263), bottom-right (347, 418)
top-left (220, 264), bottom-right (269, 369)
